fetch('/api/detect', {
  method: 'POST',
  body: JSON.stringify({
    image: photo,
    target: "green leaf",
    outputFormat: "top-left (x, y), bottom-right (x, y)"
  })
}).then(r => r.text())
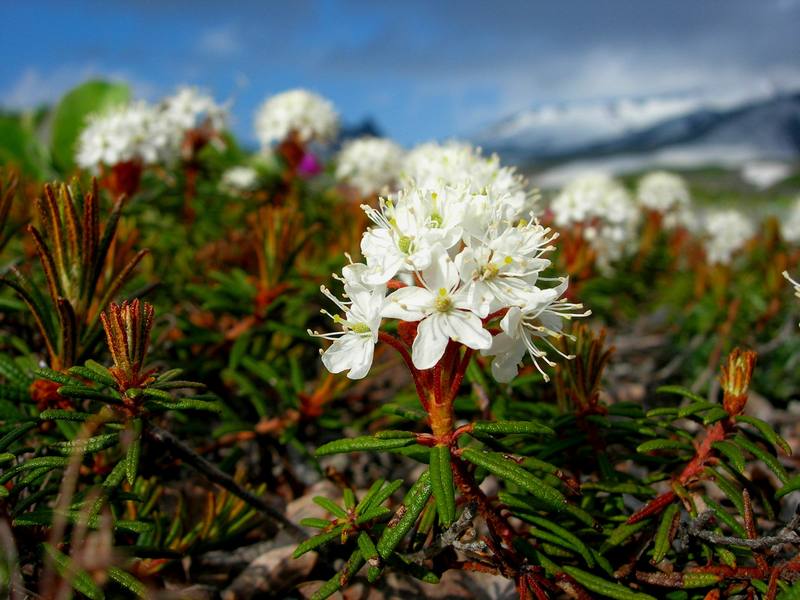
top-left (522, 514), bottom-right (594, 567)
top-left (292, 527), bottom-right (343, 558)
top-left (107, 566), bottom-right (147, 598)
top-left (311, 549), bottom-right (365, 600)
top-left (600, 521), bottom-right (649, 553)
top-left (39, 409), bottom-right (95, 422)
top-left (702, 496), bottom-right (747, 537)
top-left (357, 479), bottom-right (403, 515)
top-left (67, 365), bottom-right (116, 388)
top-left (0, 422), bottom-right (36, 451)
top-left (652, 503), bottom-right (679, 563)
top-left (126, 419), bottom-right (142, 485)
top-left (53, 433), bottom-right (119, 455)
top-left (735, 415), bottom-right (792, 455)
top-left (776, 475), bottom-right (800, 499)
top-left (376, 471), bottom-right (432, 559)
top-left (472, 420), bottom-right (554, 436)
top-left (461, 448), bottom-right (566, 511)
top-left (374, 430), bottom-right (415, 439)
top-left (712, 440), bottom-right (746, 473)
top-left (429, 445), bottom-right (456, 526)
top-left (313, 496), bottom-right (348, 519)
top-left (50, 79), bottom-right (131, 172)
top-left (656, 385), bottom-right (707, 405)
top-left (636, 439), bottom-right (693, 454)
top-left (562, 565), bottom-right (655, 600)
top-left (315, 436), bottom-right (415, 456)
top-left (299, 518), bottom-right (332, 529)
top-left (735, 435), bottom-right (789, 484)
top-left (43, 543), bottom-right (105, 600)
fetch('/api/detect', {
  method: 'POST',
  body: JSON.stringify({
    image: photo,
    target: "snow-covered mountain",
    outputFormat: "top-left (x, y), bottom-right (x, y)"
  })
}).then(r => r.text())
top-left (475, 91), bottom-right (800, 183)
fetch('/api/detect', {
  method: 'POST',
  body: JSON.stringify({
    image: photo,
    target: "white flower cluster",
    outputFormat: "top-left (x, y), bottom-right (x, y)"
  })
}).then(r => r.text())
top-left (310, 179), bottom-right (588, 383)
top-left (701, 209), bottom-right (754, 265)
top-left (76, 87), bottom-right (227, 171)
top-left (403, 142), bottom-right (531, 217)
top-left (221, 166), bottom-right (260, 193)
top-left (780, 196), bottom-right (800, 244)
top-left (550, 173), bottom-right (640, 269)
top-left (335, 137), bottom-right (405, 195)
top-left (76, 102), bottom-right (165, 170)
top-left (637, 171), bottom-right (692, 228)
top-left (255, 89), bottom-right (339, 148)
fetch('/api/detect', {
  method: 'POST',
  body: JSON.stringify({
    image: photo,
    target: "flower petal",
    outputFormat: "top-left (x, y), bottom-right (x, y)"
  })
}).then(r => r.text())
top-left (411, 314), bottom-right (450, 370)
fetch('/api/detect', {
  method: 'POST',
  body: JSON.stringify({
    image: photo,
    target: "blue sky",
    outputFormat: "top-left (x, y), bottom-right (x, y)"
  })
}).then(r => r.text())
top-left (3, 0), bottom-right (800, 145)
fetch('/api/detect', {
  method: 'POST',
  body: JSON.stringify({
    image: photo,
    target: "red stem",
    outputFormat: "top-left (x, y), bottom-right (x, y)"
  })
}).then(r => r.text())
top-left (449, 348), bottom-right (474, 400)
top-left (378, 331), bottom-right (429, 409)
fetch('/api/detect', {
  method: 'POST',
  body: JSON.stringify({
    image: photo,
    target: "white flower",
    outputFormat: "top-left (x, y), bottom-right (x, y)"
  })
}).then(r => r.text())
top-left (76, 102), bottom-right (165, 170)
top-left (637, 171), bottom-right (692, 229)
top-left (455, 221), bottom-right (555, 317)
top-left (382, 247), bottom-right (492, 370)
top-left (360, 185), bottom-right (467, 284)
top-left (161, 86), bottom-right (227, 133)
top-left (403, 141), bottom-right (532, 220)
top-left (308, 264), bottom-right (386, 380)
top-left (781, 196), bottom-right (800, 244)
top-left (221, 166), bottom-right (259, 192)
top-left (701, 209), bottom-right (754, 265)
top-left (155, 86), bottom-right (228, 161)
top-left (255, 89), bottom-right (339, 148)
top-left (335, 137), bottom-right (405, 195)
top-left (550, 172), bottom-right (640, 270)
top-left (483, 279), bottom-right (588, 383)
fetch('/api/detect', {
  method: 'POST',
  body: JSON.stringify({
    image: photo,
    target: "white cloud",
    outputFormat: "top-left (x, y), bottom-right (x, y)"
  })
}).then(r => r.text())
top-left (197, 25), bottom-right (242, 58)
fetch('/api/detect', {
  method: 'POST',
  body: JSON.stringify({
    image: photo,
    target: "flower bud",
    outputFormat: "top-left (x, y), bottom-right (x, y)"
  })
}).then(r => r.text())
top-left (720, 347), bottom-right (756, 416)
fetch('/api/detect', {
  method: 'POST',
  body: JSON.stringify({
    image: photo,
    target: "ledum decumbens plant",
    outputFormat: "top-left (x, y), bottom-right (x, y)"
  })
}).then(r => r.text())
top-left (302, 177), bottom-right (800, 599)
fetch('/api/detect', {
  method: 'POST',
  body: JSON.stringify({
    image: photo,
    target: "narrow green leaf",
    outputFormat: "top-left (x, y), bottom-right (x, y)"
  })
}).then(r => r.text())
top-left (315, 436), bottom-right (414, 456)
top-left (656, 385), bottom-right (707, 405)
top-left (776, 475), bottom-right (800, 499)
top-left (523, 514), bottom-right (593, 567)
top-left (429, 445), bottom-right (456, 526)
top-left (106, 566), bottom-right (147, 598)
top-left (472, 420), bottom-right (554, 436)
top-left (43, 543), bottom-right (105, 600)
top-left (735, 436), bottom-right (789, 484)
top-left (292, 527), bottom-right (343, 558)
top-left (637, 439), bottom-right (693, 454)
top-left (313, 496), bottom-right (348, 519)
top-left (299, 518), bottom-right (332, 529)
top-left (125, 419), bottom-right (142, 485)
top-left (735, 415), bottom-right (792, 455)
top-left (53, 433), bottom-right (119, 455)
top-left (376, 471), bottom-right (432, 559)
top-left (310, 549), bottom-right (365, 600)
top-left (652, 503), bottom-right (679, 563)
top-left (461, 448), bottom-right (566, 511)
top-left (562, 565), bottom-right (655, 600)
top-left (712, 441), bottom-right (746, 473)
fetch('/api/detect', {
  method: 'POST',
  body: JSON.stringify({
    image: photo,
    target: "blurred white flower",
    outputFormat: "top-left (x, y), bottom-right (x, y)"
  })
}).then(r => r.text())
top-left (780, 196), bottom-right (800, 244)
top-left (161, 86), bottom-right (227, 133)
top-left (550, 172), bottom-right (640, 270)
top-left (255, 89), bottom-right (339, 148)
top-left (701, 209), bottom-right (754, 265)
top-left (403, 141), bottom-right (532, 219)
top-left (76, 102), bottom-right (165, 170)
top-left (637, 171), bottom-right (692, 228)
top-left (221, 166), bottom-right (259, 193)
top-left (157, 86), bottom-right (228, 161)
top-left (335, 136), bottom-right (404, 195)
